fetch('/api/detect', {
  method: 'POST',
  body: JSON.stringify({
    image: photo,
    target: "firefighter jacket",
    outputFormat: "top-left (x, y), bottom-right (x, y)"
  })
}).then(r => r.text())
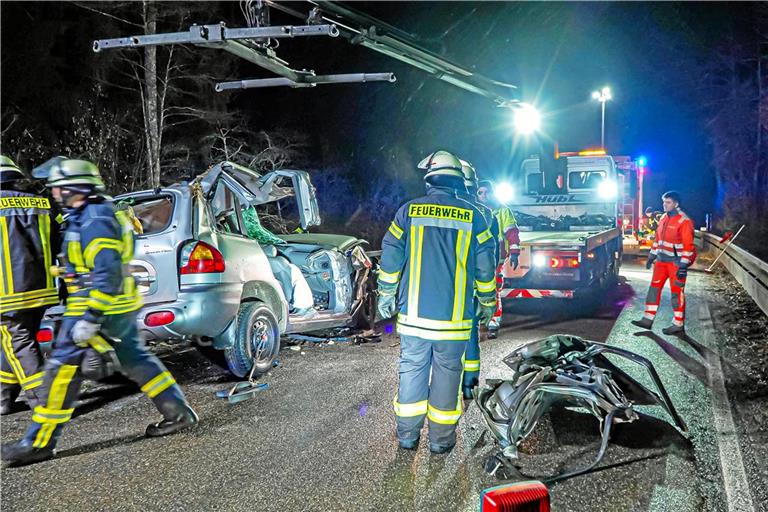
top-left (494, 207), bottom-right (520, 259)
top-left (61, 197), bottom-right (142, 322)
top-left (650, 209), bottom-right (695, 267)
top-left (0, 188), bottom-right (60, 315)
top-left (378, 186), bottom-right (497, 341)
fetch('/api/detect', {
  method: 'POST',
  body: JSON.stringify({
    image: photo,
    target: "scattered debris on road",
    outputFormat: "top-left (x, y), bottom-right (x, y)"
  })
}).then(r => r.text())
top-left (475, 334), bottom-right (687, 482)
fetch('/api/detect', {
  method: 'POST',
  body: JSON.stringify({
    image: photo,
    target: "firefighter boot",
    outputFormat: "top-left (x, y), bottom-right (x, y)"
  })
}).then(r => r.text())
top-left (1, 440), bottom-right (55, 467)
top-left (146, 401), bottom-right (199, 438)
top-left (398, 438), bottom-right (419, 451)
top-left (662, 324), bottom-right (685, 336)
top-left (631, 318), bottom-right (654, 330)
top-left (0, 386), bottom-right (21, 415)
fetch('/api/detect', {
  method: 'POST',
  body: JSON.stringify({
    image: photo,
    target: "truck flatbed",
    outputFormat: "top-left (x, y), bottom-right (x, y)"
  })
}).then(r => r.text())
top-left (519, 227), bottom-right (621, 252)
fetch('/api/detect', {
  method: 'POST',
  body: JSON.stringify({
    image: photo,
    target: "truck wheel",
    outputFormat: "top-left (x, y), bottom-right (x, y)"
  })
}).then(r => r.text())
top-left (224, 301), bottom-right (281, 378)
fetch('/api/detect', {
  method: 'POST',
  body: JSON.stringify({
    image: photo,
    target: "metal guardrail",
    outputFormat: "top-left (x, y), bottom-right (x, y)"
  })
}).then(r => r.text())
top-left (696, 231), bottom-right (768, 316)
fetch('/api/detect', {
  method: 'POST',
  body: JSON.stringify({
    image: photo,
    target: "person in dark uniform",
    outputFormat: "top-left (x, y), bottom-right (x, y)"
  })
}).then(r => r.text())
top-left (377, 150), bottom-right (496, 454)
top-left (2, 159), bottom-right (198, 467)
top-left (0, 155), bottom-right (60, 415)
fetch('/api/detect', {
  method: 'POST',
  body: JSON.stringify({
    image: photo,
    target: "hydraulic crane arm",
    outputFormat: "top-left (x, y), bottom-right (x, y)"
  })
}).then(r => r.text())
top-left (265, 1), bottom-right (520, 107)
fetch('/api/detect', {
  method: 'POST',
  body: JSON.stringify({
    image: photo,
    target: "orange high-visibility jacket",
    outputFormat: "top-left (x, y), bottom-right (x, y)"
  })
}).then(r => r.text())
top-left (650, 210), bottom-right (695, 266)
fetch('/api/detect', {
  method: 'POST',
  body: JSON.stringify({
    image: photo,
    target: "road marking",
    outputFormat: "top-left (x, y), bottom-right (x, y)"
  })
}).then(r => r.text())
top-left (699, 302), bottom-right (756, 512)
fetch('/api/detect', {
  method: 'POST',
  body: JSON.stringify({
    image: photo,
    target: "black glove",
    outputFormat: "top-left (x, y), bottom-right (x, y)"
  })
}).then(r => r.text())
top-left (646, 254), bottom-right (657, 269)
top-left (676, 266), bottom-right (688, 280)
top-left (509, 253), bottom-right (519, 270)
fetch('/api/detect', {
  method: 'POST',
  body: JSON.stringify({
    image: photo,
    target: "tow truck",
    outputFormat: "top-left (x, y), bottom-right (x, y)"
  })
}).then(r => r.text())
top-left (499, 149), bottom-right (623, 300)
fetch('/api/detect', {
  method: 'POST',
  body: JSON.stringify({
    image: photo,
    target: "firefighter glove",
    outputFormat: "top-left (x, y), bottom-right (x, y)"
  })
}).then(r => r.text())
top-left (477, 300), bottom-right (496, 326)
top-left (676, 266), bottom-right (688, 280)
top-left (71, 319), bottom-right (100, 347)
top-left (509, 253), bottom-right (519, 271)
top-left (645, 254), bottom-right (657, 269)
top-left (377, 286), bottom-right (398, 320)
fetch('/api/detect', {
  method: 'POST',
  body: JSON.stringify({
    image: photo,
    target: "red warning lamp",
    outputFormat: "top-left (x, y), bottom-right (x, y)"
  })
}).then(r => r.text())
top-left (480, 481), bottom-right (550, 512)
top-left (36, 328), bottom-right (54, 343)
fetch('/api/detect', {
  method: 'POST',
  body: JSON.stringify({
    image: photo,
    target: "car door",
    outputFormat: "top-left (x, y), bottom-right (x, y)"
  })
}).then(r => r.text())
top-left (202, 177), bottom-right (277, 290)
top-left (201, 162), bottom-right (321, 229)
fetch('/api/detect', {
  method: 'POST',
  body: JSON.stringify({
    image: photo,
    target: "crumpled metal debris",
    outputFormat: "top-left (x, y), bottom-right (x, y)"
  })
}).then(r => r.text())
top-left (475, 334), bottom-right (687, 482)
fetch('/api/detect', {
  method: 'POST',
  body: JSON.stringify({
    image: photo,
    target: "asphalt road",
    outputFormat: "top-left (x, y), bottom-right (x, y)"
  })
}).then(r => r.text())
top-left (1, 261), bottom-right (760, 511)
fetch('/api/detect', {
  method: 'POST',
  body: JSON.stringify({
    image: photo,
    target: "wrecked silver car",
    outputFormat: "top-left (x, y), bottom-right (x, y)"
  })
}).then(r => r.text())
top-left (475, 334), bottom-right (687, 482)
top-left (40, 161), bottom-right (378, 379)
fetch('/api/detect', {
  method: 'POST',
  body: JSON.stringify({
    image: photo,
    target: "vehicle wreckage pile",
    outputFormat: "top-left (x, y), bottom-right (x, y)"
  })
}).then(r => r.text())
top-left (474, 334), bottom-right (687, 482)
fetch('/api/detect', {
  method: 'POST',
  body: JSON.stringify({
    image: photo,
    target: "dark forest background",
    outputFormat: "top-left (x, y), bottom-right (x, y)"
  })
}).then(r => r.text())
top-left (1, 2), bottom-right (766, 255)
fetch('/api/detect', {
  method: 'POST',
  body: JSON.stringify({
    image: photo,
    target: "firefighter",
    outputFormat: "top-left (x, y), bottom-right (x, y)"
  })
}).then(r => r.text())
top-left (458, 160), bottom-right (499, 399)
top-left (377, 150), bottom-right (496, 454)
top-left (2, 159), bottom-right (198, 467)
top-left (640, 207), bottom-right (658, 237)
top-left (0, 156), bottom-right (59, 415)
top-left (476, 180), bottom-right (521, 339)
top-left (632, 191), bottom-right (695, 335)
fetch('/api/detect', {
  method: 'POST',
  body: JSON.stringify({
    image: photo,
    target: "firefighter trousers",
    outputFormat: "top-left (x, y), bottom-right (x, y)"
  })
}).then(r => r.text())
top-left (489, 265), bottom-right (504, 330)
top-left (643, 261), bottom-right (687, 326)
top-left (393, 335), bottom-right (466, 449)
top-left (462, 298), bottom-right (480, 393)
top-left (22, 312), bottom-right (189, 450)
top-left (0, 309), bottom-right (45, 408)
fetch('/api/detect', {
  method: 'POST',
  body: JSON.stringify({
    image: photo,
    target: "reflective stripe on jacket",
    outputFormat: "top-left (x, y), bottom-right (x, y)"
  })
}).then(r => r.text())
top-left (0, 189), bottom-right (59, 314)
top-left (650, 209), bottom-right (695, 266)
top-left (62, 198), bottom-right (142, 321)
top-left (378, 187), bottom-right (496, 341)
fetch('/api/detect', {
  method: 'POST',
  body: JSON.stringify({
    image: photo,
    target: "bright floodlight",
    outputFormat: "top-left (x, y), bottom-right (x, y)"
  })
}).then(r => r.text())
top-left (592, 87), bottom-right (612, 103)
top-left (598, 179), bottom-right (618, 199)
top-left (494, 182), bottom-right (515, 205)
top-left (532, 253), bottom-right (547, 268)
top-left (513, 104), bottom-right (541, 134)
top-left (637, 155), bottom-right (648, 167)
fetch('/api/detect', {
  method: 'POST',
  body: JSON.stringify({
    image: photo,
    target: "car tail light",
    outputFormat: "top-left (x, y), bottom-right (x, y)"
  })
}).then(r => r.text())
top-left (36, 328), bottom-right (54, 343)
top-left (180, 241), bottom-right (225, 275)
top-left (481, 481), bottom-right (550, 512)
top-left (145, 311), bottom-right (175, 327)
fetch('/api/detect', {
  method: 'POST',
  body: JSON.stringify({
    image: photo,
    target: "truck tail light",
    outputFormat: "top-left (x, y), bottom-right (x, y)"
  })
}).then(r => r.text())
top-left (36, 328), bottom-right (54, 343)
top-left (180, 241), bottom-right (225, 275)
top-left (145, 311), bottom-right (175, 327)
top-left (547, 254), bottom-right (580, 269)
top-left (481, 481), bottom-right (550, 511)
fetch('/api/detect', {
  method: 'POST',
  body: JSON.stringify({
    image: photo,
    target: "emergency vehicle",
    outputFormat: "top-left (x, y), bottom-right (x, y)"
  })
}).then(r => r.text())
top-left (498, 149), bottom-right (624, 299)
top-left (613, 155), bottom-right (653, 255)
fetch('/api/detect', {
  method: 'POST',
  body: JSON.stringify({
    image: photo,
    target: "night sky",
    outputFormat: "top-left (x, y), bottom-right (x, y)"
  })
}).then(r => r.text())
top-left (1, 2), bottom-right (762, 228)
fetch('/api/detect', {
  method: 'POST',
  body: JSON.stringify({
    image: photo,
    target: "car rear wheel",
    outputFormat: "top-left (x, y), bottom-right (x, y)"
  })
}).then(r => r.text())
top-left (224, 301), bottom-right (280, 378)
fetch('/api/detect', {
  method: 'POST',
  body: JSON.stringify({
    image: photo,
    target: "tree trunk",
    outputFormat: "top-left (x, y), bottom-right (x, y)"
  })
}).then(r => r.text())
top-left (143, 0), bottom-right (161, 188)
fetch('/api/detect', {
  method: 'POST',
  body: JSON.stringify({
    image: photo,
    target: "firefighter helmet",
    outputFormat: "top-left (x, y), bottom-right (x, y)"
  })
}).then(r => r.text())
top-left (460, 159), bottom-right (478, 188)
top-left (0, 155), bottom-right (25, 183)
top-left (418, 150), bottom-right (464, 180)
top-left (46, 159), bottom-right (105, 191)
